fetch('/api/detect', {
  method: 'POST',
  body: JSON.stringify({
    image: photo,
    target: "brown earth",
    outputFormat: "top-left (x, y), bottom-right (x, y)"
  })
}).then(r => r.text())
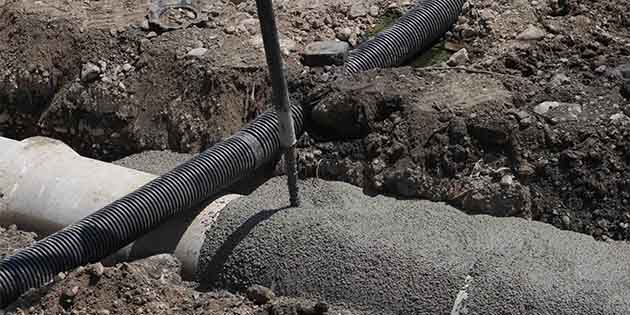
top-left (3, 252), bottom-right (335, 315)
top-left (297, 0), bottom-right (630, 241)
top-left (2, 0), bottom-right (630, 312)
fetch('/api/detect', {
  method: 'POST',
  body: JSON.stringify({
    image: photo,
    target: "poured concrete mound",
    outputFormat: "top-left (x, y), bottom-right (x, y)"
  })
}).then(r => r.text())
top-left (199, 177), bottom-right (630, 315)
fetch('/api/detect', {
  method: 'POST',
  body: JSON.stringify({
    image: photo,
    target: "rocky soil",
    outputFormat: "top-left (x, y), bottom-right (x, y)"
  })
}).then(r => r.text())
top-left (296, 0), bottom-right (630, 241)
top-left (2, 249), bottom-right (336, 315)
top-left (1, 0), bottom-right (630, 312)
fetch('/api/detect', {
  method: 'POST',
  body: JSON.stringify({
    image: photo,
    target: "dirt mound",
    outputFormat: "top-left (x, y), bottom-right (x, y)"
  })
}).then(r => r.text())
top-left (0, 0), bottom-right (391, 161)
top-left (5, 254), bottom-right (335, 315)
top-left (291, 0), bottom-right (630, 241)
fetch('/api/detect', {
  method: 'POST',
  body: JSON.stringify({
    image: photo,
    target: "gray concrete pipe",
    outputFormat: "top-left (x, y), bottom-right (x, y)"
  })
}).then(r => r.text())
top-left (0, 136), bottom-right (240, 279)
top-left (0, 102), bottom-right (303, 307)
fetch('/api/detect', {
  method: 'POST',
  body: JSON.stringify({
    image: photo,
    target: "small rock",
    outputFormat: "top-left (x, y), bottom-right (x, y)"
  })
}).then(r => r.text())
top-left (369, 5), bottom-right (379, 17)
top-left (349, 3), bottom-right (368, 18)
top-left (187, 47), bottom-right (208, 57)
top-left (98, 61), bottom-right (107, 72)
top-left (517, 25), bottom-right (546, 41)
top-left (500, 175), bottom-right (514, 187)
top-left (610, 112), bottom-right (630, 122)
top-left (533, 101), bottom-right (582, 123)
top-left (80, 63), bottom-right (101, 83)
top-left (545, 21), bottom-right (563, 34)
top-left (246, 284), bottom-right (275, 305)
top-left (146, 31), bottom-right (158, 38)
top-left (336, 27), bottom-right (352, 41)
top-left (550, 73), bottom-right (570, 86)
top-left (122, 63), bottom-right (133, 72)
top-left (595, 65), bottom-right (607, 74)
top-left (302, 41), bottom-right (350, 66)
top-left (54, 272), bottom-right (67, 281)
top-left (514, 110), bottom-right (531, 120)
top-left (561, 215), bottom-right (571, 227)
top-left (240, 18), bottom-right (259, 35)
top-left (447, 48), bottom-right (469, 66)
top-left (63, 286), bottom-right (80, 300)
top-left (88, 263), bottom-right (105, 278)
top-left (224, 26), bottom-right (236, 34)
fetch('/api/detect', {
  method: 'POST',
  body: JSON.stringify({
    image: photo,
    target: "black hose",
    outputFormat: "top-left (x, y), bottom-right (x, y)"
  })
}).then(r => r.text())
top-left (344, 0), bottom-right (466, 75)
top-left (0, 106), bottom-right (304, 307)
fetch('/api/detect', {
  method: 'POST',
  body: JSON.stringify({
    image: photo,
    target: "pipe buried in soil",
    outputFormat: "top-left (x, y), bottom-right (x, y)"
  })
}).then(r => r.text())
top-left (0, 105), bottom-right (304, 307)
top-left (0, 136), bottom-right (239, 279)
top-left (344, 0), bottom-right (466, 75)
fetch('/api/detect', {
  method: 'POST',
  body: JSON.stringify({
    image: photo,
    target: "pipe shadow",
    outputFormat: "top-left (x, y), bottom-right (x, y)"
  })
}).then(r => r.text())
top-left (197, 206), bottom-right (287, 291)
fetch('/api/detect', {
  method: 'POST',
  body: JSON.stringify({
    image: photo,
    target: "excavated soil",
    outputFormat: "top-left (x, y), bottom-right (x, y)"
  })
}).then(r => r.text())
top-left (1, 0), bottom-right (630, 312)
top-left (297, 0), bottom-right (630, 241)
top-left (3, 252), bottom-right (334, 315)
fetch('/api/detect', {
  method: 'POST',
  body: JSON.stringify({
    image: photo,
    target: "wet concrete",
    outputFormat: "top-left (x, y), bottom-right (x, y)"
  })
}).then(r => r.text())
top-left (114, 150), bottom-right (194, 175)
top-left (197, 177), bottom-right (630, 315)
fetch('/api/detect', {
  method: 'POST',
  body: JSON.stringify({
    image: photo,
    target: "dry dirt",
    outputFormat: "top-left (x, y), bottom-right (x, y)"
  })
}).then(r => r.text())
top-left (1, 0), bottom-right (630, 312)
top-left (2, 251), bottom-right (335, 315)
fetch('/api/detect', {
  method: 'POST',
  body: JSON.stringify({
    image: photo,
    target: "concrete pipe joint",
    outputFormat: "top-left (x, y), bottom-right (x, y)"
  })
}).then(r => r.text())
top-left (0, 105), bottom-right (304, 306)
top-left (0, 136), bottom-right (240, 280)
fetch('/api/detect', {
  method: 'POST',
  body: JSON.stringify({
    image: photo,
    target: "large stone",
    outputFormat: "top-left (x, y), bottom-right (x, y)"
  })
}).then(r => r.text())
top-left (517, 25), bottom-right (546, 41)
top-left (349, 2), bottom-right (368, 18)
top-left (80, 62), bottom-right (101, 83)
top-left (246, 284), bottom-right (275, 305)
top-left (187, 47), bottom-right (208, 57)
top-left (302, 41), bottom-right (350, 66)
top-left (534, 101), bottom-right (582, 123)
top-left (447, 48), bottom-right (469, 66)
top-left (533, 101), bottom-right (562, 115)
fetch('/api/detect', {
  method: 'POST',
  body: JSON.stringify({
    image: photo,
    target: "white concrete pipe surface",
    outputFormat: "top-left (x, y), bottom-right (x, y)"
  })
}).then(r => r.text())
top-left (0, 136), bottom-right (239, 279)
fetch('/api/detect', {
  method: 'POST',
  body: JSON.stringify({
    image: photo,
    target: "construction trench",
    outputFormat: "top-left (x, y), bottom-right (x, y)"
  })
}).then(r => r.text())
top-left (2, 0), bottom-right (630, 314)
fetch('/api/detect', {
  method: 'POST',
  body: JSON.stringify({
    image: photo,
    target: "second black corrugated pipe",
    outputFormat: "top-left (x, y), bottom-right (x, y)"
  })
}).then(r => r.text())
top-left (344, 0), bottom-right (466, 75)
top-left (0, 105), bottom-right (304, 307)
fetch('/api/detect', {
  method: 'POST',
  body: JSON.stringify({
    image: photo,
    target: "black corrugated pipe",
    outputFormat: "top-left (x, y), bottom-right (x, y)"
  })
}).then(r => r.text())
top-left (344, 0), bottom-right (466, 75)
top-left (0, 106), bottom-right (304, 307)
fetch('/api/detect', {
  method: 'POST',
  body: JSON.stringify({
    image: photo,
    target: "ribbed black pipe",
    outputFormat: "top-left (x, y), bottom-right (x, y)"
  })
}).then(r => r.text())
top-left (0, 106), bottom-right (304, 307)
top-left (344, 0), bottom-right (466, 75)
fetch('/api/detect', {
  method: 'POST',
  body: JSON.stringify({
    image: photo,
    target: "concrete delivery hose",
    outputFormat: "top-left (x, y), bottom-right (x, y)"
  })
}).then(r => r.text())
top-left (0, 106), bottom-right (304, 307)
top-left (344, 0), bottom-right (466, 75)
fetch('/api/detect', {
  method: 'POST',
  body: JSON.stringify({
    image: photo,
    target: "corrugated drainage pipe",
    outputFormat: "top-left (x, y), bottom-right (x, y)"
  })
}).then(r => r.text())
top-left (0, 136), bottom-right (240, 280)
top-left (0, 105), bottom-right (304, 307)
top-left (344, 0), bottom-right (466, 75)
